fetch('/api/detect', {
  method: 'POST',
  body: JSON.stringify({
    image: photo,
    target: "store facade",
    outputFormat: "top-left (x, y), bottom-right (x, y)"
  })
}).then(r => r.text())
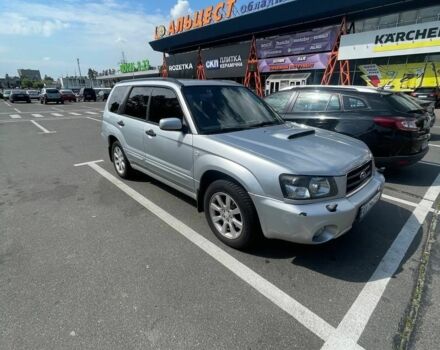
top-left (150, 0), bottom-right (440, 94)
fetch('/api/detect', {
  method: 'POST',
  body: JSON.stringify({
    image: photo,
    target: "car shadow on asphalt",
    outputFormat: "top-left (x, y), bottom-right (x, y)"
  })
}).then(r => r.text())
top-left (429, 133), bottom-right (440, 142)
top-left (249, 200), bottom-right (421, 283)
top-left (383, 162), bottom-right (439, 188)
top-left (125, 169), bottom-right (420, 284)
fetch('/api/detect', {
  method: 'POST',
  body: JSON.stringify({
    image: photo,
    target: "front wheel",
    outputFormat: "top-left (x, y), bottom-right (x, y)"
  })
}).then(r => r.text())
top-left (111, 141), bottom-right (132, 179)
top-left (204, 180), bottom-right (261, 249)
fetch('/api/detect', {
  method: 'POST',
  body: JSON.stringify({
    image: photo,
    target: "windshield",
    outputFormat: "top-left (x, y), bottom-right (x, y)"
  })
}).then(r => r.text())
top-left (47, 89), bottom-right (59, 93)
top-left (12, 90), bottom-right (26, 94)
top-left (384, 93), bottom-right (423, 113)
top-left (27, 90), bottom-right (38, 93)
top-left (182, 86), bottom-right (283, 134)
top-left (61, 90), bottom-right (73, 94)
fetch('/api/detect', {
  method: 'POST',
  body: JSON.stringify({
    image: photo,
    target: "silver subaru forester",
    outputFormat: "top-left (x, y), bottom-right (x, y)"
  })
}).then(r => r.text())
top-left (101, 78), bottom-right (384, 249)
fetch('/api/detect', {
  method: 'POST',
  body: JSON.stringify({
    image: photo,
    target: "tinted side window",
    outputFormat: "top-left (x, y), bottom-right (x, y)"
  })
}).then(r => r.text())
top-left (264, 91), bottom-right (293, 113)
top-left (326, 94), bottom-right (341, 111)
top-left (108, 86), bottom-right (129, 113)
top-left (292, 92), bottom-right (332, 112)
top-left (148, 88), bottom-right (183, 124)
top-left (123, 87), bottom-right (151, 119)
top-left (343, 95), bottom-right (368, 110)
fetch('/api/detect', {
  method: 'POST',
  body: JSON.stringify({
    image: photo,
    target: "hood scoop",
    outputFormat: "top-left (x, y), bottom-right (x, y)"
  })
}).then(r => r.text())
top-left (287, 129), bottom-right (315, 139)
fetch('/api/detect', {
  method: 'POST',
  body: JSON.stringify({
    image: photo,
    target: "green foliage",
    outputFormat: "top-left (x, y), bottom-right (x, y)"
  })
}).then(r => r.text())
top-left (21, 79), bottom-right (34, 88)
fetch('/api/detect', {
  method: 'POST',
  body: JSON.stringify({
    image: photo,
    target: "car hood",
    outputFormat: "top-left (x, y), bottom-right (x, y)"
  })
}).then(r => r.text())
top-left (204, 124), bottom-right (372, 176)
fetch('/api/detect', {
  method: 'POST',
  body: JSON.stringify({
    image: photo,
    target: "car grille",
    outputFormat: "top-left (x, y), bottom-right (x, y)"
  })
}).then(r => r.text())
top-left (346, 160), bottom-right (373, 194)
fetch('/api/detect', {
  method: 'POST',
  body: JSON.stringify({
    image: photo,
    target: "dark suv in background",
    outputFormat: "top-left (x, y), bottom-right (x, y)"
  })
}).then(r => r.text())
top-left (78, 87), bottom-right (97, 102)
top-left (410, 87), bottom-right (440, 108)
top-left (265, 86), bottom-right (431, 168)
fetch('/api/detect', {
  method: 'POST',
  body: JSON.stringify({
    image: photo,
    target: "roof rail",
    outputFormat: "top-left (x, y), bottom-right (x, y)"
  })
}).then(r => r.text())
top-left (118, 77), bottom-right (184, 86)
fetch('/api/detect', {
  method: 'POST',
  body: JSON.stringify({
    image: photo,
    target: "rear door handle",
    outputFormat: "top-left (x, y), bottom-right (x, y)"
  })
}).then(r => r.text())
top-left (145, 129), bottom-right (156, 137)
top-left (117, 120), bottom-right (125, 127)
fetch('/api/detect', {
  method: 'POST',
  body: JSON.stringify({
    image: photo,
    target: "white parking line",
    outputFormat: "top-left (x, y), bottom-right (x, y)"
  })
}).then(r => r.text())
top-left (322, 173), bottom-right (440, 350)
top-left (9, 114), bottom-right (21, 119)
top-left (382, 194), bottom-right (434, 213)
top-left (86, 116), bottom-right (101, 122)
top-left (14, 108), bottom-right (21, 113)
top-left (420, 161), bottom-right (440, 167)
top-left (429, 143), bottom-right (440, 148)
top-left (52, 107), bottom-right (64, 112)
top-left (4, 101), bottom-right (11, 107)
top-left (30, 120), bottom-right (56, 134)
top-left (51, 113), bottom-right (63, 117)
top-left (85, 111), bottom-right (98, 115)
top-left (31, 114), bottom-right (44, 118)
top-left (69, 112), bottom-right (81, 116)
top-left (79, 161), bottom-right (344, 345)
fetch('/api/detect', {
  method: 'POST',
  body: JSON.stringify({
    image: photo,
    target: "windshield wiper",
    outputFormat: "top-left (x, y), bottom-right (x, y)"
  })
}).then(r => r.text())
top-left (248, 121), bottom-right (280, 128)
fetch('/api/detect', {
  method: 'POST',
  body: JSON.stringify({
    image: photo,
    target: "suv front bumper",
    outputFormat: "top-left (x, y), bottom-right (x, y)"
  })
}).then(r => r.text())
top-left (250, 171), bottom-right (385, 244)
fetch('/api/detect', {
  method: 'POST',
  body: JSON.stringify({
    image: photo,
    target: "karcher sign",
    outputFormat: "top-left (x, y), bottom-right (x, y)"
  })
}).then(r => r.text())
top-left (339, 21), bottom-right (440, 60)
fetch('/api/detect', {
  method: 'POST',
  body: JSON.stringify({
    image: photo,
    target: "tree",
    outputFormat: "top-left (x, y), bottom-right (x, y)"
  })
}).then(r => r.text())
top-left (33, 81), bottom-right (44, 89)
top-left (44, 74), bottom-right (54, 81)
top-left (21, 79), bottom-right (33, 89)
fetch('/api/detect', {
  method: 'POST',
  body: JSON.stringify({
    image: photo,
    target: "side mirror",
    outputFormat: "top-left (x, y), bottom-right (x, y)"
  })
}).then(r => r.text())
top-left (159, 118), bottom-right (183, 131)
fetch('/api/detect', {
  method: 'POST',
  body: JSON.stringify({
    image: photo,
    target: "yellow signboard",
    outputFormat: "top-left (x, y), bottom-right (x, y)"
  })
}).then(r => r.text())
top-left (359, 61), bottom-right (440, 91)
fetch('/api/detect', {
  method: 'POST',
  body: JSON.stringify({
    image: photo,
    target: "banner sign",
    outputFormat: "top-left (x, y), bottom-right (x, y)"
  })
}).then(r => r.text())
top-left (167, 51), bottom-right (198, 79)
top-left (258, 53), bottom-right (330, 72)
top-left (359, 61), bottom-right (440, 91)
top-left (239, 0), bottom-right (289, 15)
top-left (339, 21), bottom-right (440, 60)
top-left (256, 26), bottom-right (337, 59)
top-left (202, 42), bottom-right (250, 78)
top-left (120, 59), bottom-right (150, 73)
top-left (155, 0), bottom-right (236, 38)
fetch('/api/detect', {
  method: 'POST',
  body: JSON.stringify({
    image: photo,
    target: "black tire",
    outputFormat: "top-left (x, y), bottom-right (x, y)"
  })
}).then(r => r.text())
top-left (40, 99), bottom-right (43, 104)
top-left (203, 179), bottom-right (261, 249)
top-left (111, 141), bottom-right (132, 179)
top-left (10, 100), bottom-right (14, 103)
top-left (26, 100), bottom-right (31, 103)
top-left (44, 98), bottom-right (48, 105)
top-left (61, 100), bottom-right (64, 104)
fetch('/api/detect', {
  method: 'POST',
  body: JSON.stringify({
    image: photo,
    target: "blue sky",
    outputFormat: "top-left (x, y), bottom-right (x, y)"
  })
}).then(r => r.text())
top-left (0, 0), bottom-right (238, 78)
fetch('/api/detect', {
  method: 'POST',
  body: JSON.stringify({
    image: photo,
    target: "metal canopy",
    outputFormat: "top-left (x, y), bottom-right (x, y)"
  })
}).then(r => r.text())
top-left (149, 0), bottom-right (438, 54)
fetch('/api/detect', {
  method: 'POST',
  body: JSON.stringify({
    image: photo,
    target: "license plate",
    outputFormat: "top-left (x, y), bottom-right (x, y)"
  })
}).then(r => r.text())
top-left (419, 95), bottom-right (427, 98)
top-left (359, 191), bottom-right (381, 221)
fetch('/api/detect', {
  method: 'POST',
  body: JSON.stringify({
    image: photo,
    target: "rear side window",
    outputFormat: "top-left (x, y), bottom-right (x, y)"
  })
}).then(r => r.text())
top-left (343, 95), bottom-right (368, 110)
top-left (264, 91), bottom-right (292, 113)
top-left (123, 87), bottom-right (151, 120)
top-left (148, 88), bottom-right (183, 124)
top-left (292, 92), bottom-right (332, 112)
top-left (327, 95), bottom-right (341, 111)
top-left (108, 86), bottom-right (129, 113)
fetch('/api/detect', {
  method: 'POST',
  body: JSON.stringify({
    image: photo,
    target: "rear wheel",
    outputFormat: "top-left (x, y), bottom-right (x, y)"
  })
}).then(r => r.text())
top-left (111, 141), bottom-right (132, 179)
top-left (204, 180), bottom-right (261, 249)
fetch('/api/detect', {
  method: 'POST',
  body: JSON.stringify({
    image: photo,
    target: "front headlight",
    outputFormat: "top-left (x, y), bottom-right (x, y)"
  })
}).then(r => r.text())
top-left (279, 175), bottom-right (337, 200)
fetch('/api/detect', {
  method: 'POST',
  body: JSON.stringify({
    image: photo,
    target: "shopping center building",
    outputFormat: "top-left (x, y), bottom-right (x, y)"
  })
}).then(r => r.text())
top-left (149, 0), bottom-right (440, 95)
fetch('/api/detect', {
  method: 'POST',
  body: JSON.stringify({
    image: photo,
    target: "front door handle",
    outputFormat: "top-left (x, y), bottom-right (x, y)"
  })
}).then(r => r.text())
top-left (145, 129), bottom-right (156, 137)
top-left (117, 120), bottom-right (125, 127)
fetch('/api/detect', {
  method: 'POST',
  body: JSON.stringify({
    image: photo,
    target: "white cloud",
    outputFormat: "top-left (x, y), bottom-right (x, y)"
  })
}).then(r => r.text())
top-left (0, 0), bottom-right (168, 73)
top-left (0, 13), bottom-right (69, 37)
top-left (170, 0), bottom-right (192, 19)
top-left (43, 56), bottom-right (51, 61)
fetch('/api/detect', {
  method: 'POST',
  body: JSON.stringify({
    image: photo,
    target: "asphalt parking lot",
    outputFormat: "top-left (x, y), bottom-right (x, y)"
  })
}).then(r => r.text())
top-left (1, 99), bottom-right (439, 350)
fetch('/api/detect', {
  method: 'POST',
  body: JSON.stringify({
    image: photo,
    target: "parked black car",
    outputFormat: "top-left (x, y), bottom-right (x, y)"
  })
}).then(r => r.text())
top-left (265, 86), bottom-right (431, 168)
top-left (410, 87), bottom-right (440, 108)
top-left (78, 87), bottom-right (96, 102)
top-left (9, 89), bottom-right (31, 103)
top-left (404, 94), bottom-right (436, 127)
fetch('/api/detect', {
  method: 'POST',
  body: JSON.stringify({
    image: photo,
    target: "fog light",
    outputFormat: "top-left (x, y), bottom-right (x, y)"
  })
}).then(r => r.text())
top-left (312, 226), bottom-right (336, 243)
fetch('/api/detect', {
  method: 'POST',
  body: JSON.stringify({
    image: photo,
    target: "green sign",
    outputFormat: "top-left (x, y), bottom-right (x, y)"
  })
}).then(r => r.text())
top-left (120, 59), bottom-right (150, 73)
